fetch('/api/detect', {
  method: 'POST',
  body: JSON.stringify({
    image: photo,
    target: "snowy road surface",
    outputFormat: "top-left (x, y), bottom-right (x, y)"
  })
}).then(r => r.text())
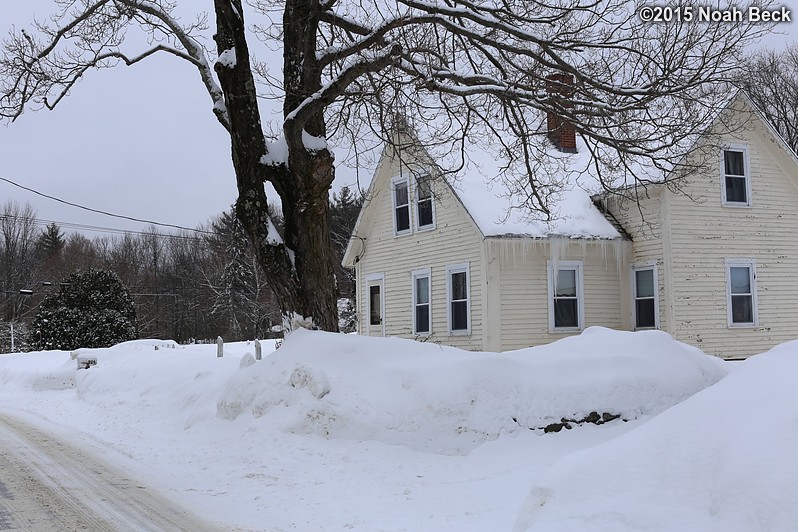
top-left (0, 413), bottom-right (222, 531)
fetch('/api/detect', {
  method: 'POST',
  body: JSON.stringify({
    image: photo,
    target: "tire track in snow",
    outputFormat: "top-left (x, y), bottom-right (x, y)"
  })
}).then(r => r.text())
top-left (0, 413), bottom-right (223, 531)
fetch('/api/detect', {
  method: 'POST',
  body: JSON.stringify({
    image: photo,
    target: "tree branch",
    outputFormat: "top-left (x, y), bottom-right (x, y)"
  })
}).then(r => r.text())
top-left (1, 0), bottom-right (229, 129)
top-left (287, 44), bottom-right (402, 131)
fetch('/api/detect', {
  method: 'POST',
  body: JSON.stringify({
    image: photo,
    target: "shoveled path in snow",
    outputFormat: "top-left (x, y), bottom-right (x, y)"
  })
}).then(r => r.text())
top-left (0, 413), bottom-right (222, 532)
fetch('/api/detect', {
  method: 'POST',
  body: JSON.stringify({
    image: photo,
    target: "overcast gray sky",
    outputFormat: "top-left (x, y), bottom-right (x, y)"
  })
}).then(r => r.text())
top-left (0, 2), bottom-right (795, 237)
top-left (0, 2), bottom-right (248, 235)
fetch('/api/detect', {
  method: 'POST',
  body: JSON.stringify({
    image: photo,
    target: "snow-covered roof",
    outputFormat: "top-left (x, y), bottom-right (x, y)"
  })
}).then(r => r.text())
top-left (446, 137), bottom-right (623, 239)
top-left (446, 91), bottom-right (798, 240)
top-left (345, 90), bottom-right (798, 253)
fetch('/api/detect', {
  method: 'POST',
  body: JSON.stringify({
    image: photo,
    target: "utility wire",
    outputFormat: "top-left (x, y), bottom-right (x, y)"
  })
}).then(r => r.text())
top-left (0, 176), bottom-right (215, 235)
top-left (0, 213), bottom-right (209, 242)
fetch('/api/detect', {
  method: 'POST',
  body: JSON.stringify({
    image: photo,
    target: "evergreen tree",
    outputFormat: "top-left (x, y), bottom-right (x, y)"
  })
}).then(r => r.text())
top-left (35, 222), bottom-right (66, 283)
top-left (205, 209), bottom-right (280, 339)
top-left (210, 210), bottom-right (253, 337)
top-left (30, 268), bottom-right (138, 350)
top-left (36, 223), bottom-right (65, 260)
top-left (330, 186), bottom-right (364, 305)
top-left (330, 186), bottom-right (363, 254)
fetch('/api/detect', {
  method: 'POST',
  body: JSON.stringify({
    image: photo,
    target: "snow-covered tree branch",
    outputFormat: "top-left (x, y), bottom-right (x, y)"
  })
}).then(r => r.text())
top-left (0, 0), bottom-right (228, 128)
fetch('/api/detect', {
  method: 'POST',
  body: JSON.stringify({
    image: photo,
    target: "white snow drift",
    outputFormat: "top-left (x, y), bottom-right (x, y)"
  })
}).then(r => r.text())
top-left (0, 327), bottom-right (794, 531)
top-left (218, 327), bottom-right (727, 454)
top-left (515, 339), bottom-right (798, 532)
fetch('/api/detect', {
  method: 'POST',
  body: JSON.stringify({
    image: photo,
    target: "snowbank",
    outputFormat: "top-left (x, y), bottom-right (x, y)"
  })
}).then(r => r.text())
top-left (217, 327), bottom-right (727, 454)
top-left (0, 339), bottom-right (277, 416)
top-left (0, 329), bottom-right (743, 531)
top-left (514, 340), bottom-right (798, 532)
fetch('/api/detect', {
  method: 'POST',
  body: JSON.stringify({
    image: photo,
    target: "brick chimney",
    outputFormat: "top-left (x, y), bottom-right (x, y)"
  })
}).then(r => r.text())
top-left (545, 73), bottom-right (577, 153)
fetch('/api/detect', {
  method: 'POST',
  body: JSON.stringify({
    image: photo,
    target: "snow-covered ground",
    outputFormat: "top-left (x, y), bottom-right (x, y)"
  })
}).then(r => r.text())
top-left (0, 327), bottom-right (793, 531)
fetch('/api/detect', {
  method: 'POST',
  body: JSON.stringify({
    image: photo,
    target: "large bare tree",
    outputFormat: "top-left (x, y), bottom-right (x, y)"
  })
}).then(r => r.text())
top-left (0, 201), bottom-right (39, 322)
top-left (738, 44), bottom-right (798, 154)
top-left (0, 0), bottom-right (772, 331)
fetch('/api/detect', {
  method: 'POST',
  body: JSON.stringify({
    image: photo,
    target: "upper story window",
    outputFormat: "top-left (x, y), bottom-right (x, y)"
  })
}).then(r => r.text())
top-left (721, 147), bottom-right (751, 207)
top-left (392, 177), bottom-right (411, 234)
top-left (415, 174), bottom-right (435, 230)
top-left (548, 260), bottom-right (584, 331)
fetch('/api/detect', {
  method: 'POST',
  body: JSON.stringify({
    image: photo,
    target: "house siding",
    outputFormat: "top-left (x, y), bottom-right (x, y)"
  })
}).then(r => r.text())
top-left (663, 99), bottom-right (798, 358)
top-left (487, 238), bottom-right (630, 351)
top-left (604, 188), bottom-right (668, 332)
top-left (355, 151), bottom-right (485, 350)
top-left (348, 95), bottom-right (798, 359)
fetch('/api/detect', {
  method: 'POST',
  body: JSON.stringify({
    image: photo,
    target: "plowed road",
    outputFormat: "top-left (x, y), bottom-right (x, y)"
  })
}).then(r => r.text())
top-left (0, 413), bottom-right (221, 531)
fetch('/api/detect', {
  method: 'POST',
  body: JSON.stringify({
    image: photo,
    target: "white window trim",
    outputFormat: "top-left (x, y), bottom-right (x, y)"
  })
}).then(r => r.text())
top-left (414, 174), bottom-right (436, 232)
top-left (365, 272), bottom-right (385, 336)
top-left (547, 260), bottom-right (585, 333)
top-left (632, 262), bottom-right (660, 330)
top-left (720, 145), bottom-right (752, 208)
top-left (446, 262), bottom-right (471, 336)
top-left (391, 175), bottom-right (412, 236)
top-left (725, 258), bottom-right (758, 328)
top-left (411, 268), bottom-right (432, 336)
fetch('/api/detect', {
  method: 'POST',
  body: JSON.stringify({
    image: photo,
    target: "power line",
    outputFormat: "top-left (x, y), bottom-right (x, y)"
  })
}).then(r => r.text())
top-left (0, 175), bottom-right (215, 235)
top-left (0, 213), bottom-right (210, 243)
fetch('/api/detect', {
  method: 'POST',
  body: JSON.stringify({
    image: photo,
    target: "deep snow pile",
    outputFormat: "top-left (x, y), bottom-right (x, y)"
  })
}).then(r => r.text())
top-left (0, 338), bottom-right (274, 418)
top-left (217, 327), bottom-right (727, 454)
top-left (0, 328), bottom-right (747, 531)
top-left (514, 340), bottom-right (798, 532)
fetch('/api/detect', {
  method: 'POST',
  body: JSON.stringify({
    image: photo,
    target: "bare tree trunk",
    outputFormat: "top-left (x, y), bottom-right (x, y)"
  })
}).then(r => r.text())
top-left (213, 0), bottom-right (339, 332)
top-left (280, 175), bottom-right (339, 331)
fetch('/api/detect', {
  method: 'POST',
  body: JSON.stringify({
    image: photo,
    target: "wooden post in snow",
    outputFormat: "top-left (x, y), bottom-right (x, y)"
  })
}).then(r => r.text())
top-left (216, 336), bottom-right (224, 358)
top-left (254, 339), bottom-right (262, 361)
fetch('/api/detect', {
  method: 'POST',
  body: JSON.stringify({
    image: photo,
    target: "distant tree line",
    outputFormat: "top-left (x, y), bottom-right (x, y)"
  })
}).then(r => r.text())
top-left (0, 187), bottom-right (362, 352)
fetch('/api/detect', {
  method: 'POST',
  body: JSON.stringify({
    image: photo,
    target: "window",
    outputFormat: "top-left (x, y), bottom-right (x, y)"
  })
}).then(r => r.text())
top-left (412, 268), bottom-right (431, 335)
top-left (415, 174), bottom-right (435, 230)
top-left (726, 259), bottom-right (757, 327)
top-left (369, 285), bottom-right (382, 326)
top-left (548, 261), bottom-right (584, 331)
top-left (721, 147), bottom-right (750, 206)
top-left (633, 265), bottom-right (658, 329)
top-left (392, 177), bottom-right (411, 234)
top-left (446, 263), bottom-right (470, 334)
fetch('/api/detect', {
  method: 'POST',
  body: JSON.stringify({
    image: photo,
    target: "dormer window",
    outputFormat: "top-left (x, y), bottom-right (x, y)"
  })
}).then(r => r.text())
top-left (416, 174), bottom-right (435, 230)
top-left (392, 177), bottom-right (410, 234)
top-left (722, 147), bottom-right (750, 207)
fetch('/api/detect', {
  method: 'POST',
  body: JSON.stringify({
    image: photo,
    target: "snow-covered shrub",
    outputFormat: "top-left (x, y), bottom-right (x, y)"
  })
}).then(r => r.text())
top-left (337, 298), bottom-right (357, 333)
top-left (29, 268), bottom-right (138, 350)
